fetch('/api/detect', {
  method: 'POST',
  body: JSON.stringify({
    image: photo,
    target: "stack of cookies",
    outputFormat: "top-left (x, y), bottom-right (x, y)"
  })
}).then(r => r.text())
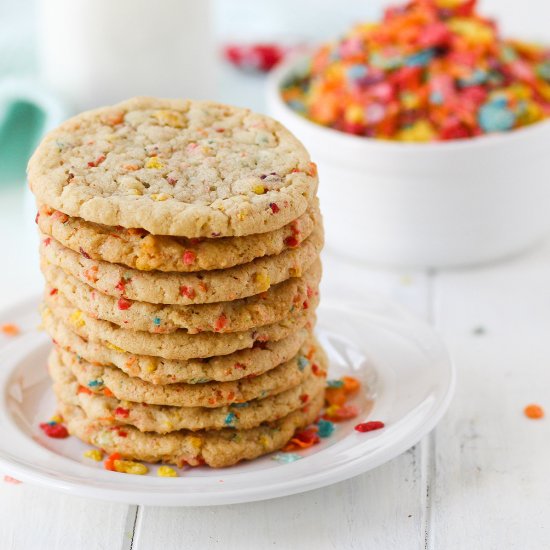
top-left (29, 97), bottom-right (325, 468)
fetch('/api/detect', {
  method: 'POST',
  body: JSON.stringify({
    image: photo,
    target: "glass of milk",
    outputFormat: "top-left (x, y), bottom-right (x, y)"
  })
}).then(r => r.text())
top-left (36, 0), bottom-right (217, 113)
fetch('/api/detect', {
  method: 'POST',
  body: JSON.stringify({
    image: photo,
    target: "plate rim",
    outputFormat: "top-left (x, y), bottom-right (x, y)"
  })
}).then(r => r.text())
top-left (0, 295), bottom-right (455, 506)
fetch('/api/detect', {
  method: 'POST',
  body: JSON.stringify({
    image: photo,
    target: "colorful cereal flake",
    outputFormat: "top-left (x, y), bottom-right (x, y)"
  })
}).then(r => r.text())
top-left (282, 426), bottom-right (320, 452)
top-left (272, 452), bottom-right (302, 464)
top-left (323, 404), bottom-right (360, 422)
top-left (317, 418), bottom-right (335, 438)
top-left (276, 375), bottom-right (372, 461)
top-left (104, 453), bottom-right (148, 475)
top-left (39, 418), bottom-right (69, 439)
top-left (354, 421), bottom-right (386, 433)
top-left (282, 0), bottom-right (550, 141)
top-left (524, 403), bottom-right (544, 419)
top-left (1, 323), bottom-right (20, 336)
top-left (3, 475), bottom-right (22, 485)
top-left (157, 466), bottom-right (178, 477)
top-left (84, 449), bottom-right (104, 462)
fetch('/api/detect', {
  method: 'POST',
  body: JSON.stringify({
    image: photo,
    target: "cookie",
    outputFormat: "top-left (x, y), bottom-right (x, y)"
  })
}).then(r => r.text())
top-left (37, 201), bottom-right (320, 272)
top-left (58, 391), bottom-right (324, 468)
top-left (39, 226), bottom-right (323, 305)
top-left (56, 369), bottom-right (325, 433)
top-left (42, 259), bottom-right (321, 334)
top-left (51, 347), bottom-right (326, 431)
top-left (42, 292), bottom-right (318, 360)
top-left (28, 97), bottom-right (319, 237)
top-left (53, 341), bottom-right (325, 407)
top-left (42, 312), bottom-right (310, 384)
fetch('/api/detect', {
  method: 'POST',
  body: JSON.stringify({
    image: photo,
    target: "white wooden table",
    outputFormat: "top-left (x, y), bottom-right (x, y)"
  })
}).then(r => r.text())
top-left (1, 178), bottom-right (549, 549)
top-left (2, 0), bottom-right (550, 540)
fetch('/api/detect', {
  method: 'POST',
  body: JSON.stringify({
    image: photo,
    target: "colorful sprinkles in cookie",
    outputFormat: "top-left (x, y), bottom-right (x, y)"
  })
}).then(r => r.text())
top-left (30, 97), bottom-right (329, 469)
top-left (28, 98), bottom-right (318, 237)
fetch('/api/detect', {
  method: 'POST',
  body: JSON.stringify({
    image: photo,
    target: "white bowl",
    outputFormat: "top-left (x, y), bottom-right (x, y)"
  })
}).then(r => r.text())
top-left (267, 56), bottom-right (550, 268)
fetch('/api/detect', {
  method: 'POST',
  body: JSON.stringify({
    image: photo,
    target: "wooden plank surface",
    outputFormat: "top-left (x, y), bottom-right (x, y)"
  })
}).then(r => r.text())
top-left (431, 244), bottom-right (550, 549)
top-left (0, 483), bottom-right (131, 550)
top-left (134, 451), bottom-right (424, 550)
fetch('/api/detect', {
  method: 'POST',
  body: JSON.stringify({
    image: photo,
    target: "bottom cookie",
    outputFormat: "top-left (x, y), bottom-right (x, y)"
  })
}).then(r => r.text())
top-left (59, 391), bottom-right (324, 468)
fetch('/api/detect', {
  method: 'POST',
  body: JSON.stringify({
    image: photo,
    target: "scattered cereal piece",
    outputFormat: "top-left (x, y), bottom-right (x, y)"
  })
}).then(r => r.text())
top-left (317, 418), bottom-right (335, 438)
top-left (1, 323), bottom-right (20, 336)
top-left (323, 404), bottom-right (359, 422)
top-left (325, 386), bottom-right (348, 407)
top-left (114, 459), bottom-right (149, 475)
top-left (355, 421), bottom-right (385, 433)
top-left (342, 376), bottom-right (361, 396)
top-left (104, 452), bottom-right (122, 471)
top-left (84, 449), bottom-right (104, 461)
top-left (272, 452), bottom-right (302, 464)
top-left (224, 43), bottom-right (286, 72)
top-left (282, 426), bottom-right (320, 452)
top-left (39, 421), bottom-right (69, 439)
top-left (3, 476), bottom-right (21, 484)
top-left (157, 465), bottom-right (178, 477)
top-left (524, 404), bottom-right (544, 419)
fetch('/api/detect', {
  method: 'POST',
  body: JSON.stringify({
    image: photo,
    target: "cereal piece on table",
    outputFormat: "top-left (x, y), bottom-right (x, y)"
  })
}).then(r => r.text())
top-left (3, 475), bottom-right (22, 485)
top-left (1, 323), bottom-right (20, 336)
top-left (524, 404), bottom-right (544, 419)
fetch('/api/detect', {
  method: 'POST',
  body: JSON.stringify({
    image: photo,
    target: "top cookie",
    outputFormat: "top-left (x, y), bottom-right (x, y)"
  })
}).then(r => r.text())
top-left (28, 97), bottom-right (318, 237)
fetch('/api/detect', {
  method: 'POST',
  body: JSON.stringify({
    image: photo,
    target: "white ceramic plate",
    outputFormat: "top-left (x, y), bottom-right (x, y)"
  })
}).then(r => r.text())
top-left (0, 295), bottom-right (454, 506)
